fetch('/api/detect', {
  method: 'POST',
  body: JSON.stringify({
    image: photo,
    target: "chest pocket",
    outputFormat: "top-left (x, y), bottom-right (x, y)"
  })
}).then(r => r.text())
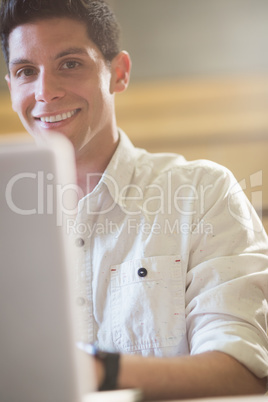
top-left (110, 255), bottom-right (186, 353)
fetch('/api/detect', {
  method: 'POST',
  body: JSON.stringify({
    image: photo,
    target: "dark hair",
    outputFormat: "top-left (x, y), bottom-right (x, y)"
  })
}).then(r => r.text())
top-left (0, 0), bottom-right (121, 66)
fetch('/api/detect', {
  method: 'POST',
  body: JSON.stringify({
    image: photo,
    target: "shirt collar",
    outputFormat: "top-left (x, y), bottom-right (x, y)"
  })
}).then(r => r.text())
top-left (101, 129), bottom-right (137, 207)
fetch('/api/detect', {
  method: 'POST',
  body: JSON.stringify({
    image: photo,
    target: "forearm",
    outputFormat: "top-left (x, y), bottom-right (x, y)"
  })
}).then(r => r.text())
top-left (117, 351), bottom-right (267, 401)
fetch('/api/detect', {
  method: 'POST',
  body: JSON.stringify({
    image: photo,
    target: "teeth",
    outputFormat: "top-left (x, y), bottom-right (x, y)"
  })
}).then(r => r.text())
top-left (40, 109), bottom-right (77, 123)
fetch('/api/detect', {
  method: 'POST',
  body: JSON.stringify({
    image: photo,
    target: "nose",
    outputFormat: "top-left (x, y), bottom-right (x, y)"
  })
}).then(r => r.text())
top-left (35, 71), bottom-right (65, 103)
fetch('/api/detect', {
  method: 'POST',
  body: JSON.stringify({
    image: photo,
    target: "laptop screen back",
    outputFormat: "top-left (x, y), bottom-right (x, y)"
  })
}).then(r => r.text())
top-left (0, 135), bottom-right (95, 402)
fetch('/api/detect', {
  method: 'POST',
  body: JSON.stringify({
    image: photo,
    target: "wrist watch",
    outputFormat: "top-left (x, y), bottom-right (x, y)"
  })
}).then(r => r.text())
top-left (77, 342), bottom-right (120, 391)
top-left (93, 347), bottom-right (121, 391)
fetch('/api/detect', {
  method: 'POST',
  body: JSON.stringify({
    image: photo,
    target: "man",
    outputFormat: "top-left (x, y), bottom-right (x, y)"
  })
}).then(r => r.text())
top-left (0, 0), bottom-right (267, 400)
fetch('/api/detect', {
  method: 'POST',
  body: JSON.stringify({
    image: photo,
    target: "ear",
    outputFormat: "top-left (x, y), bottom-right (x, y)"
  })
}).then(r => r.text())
top-left (5, 73), bottom-right (11, 91)
top-left (5, 73), bottom-right (16, 112)
top-left (110, 51), bottom-right (131, 94)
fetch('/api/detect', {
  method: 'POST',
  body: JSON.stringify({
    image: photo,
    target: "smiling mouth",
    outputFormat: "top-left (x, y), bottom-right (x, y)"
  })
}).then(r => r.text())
top-left (37, 109), bottom-right (79, 123)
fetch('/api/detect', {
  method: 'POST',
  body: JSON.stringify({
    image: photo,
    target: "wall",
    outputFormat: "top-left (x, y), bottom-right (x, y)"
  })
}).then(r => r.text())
top-left (112, 0), bottom-right (268, 81)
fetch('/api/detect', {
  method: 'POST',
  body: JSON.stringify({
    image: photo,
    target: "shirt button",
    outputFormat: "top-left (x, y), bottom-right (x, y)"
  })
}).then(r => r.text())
top-left (138, 267), bottom-right (148, 278)
top-left (75, 238), bottom-right (85, 247)
top-left (76, 297), bottom-right (86, 306)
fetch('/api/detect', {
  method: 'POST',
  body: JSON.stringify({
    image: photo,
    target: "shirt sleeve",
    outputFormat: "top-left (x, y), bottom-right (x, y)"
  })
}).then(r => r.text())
top-left (185, 163), bottom-right (268, 379)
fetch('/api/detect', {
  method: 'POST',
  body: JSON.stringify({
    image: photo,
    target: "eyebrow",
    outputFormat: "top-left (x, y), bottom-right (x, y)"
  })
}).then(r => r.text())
top-left (55, 47), bottom-right (88, 59)
top-left (9, 58), bottom-right (32, 69)
top-left (9, 47), bottom-right (88, 69)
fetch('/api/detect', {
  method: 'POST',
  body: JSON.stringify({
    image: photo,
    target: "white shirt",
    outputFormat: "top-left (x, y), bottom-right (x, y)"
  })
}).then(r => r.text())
top-left (71, 130), bottom-right (268, 379)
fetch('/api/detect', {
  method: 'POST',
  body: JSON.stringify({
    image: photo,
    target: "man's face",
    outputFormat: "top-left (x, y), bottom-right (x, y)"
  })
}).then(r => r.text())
top-left (6, 17), bottom-right (116, 153)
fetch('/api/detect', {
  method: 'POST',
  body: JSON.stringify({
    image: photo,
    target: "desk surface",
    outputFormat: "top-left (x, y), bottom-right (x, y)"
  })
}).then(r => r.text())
top-left (158, 396), bottom-right (268, 402)
top-left (84, 391), bottom-right (268, 402)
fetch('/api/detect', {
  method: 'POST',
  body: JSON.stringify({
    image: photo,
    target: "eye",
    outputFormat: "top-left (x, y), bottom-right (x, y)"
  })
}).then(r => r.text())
top-left (16, 67), bottom-right (36, 78)
top-left (61, 60), bottom-right (80, 70)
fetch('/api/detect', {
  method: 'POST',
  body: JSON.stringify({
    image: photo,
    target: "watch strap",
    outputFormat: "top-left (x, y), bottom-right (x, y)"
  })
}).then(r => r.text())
top-left (95, 349), bottom-right (120, 391)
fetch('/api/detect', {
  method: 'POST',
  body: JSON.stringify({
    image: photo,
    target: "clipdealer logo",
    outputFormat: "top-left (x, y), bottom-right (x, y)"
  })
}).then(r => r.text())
top-left (4, 169), bottom-right (265, 233)
top-left (4, 170), bottom-right (214, 218)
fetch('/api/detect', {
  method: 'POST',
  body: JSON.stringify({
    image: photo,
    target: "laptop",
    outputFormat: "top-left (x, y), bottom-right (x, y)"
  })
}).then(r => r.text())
top-left (0, 133), bottom-right (142, 402)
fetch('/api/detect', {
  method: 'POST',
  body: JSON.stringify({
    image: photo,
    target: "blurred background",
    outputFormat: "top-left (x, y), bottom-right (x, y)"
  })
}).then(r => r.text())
top-left (1, 0), bottom-right (268, 228)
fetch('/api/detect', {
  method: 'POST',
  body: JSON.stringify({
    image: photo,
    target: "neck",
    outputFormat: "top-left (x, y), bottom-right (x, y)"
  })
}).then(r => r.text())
top-left (75, 129), bottom-right (119, 197)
